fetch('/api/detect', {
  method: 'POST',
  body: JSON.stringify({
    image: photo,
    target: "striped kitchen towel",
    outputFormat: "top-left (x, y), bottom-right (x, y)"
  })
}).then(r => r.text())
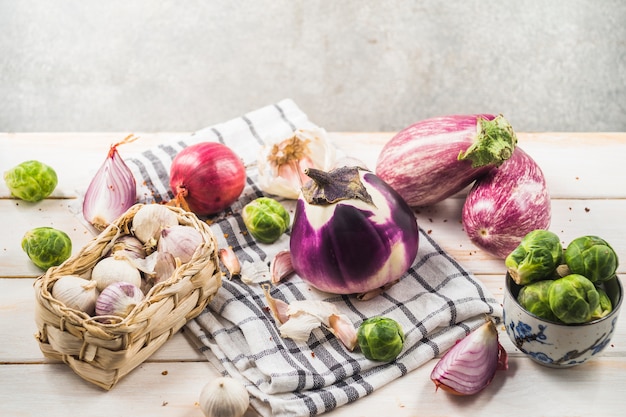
top-left (124, 99), bottom-right (503, 417)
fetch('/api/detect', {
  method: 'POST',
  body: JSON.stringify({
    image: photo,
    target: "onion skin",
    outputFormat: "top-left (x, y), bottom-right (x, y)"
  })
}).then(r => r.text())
top-left (375, 114), bottom-right (517, 207)
top-left (462, 147), bottom-right (551, 259)
top-left (290, 168), bottom-right (419, 295)
top-left (169, 142), bottom-right (246, 216)
top-left (431, 320), bottom-right (508, 396)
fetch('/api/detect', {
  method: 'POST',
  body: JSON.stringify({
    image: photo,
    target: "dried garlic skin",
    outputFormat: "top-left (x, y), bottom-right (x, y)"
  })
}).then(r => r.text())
top-left (199, 377), bottom-right (249, 417)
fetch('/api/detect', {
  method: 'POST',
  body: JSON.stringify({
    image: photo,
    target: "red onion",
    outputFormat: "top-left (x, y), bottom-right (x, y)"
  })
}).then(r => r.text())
top-left (169, 142), bottom-right (246, 216)
top-left (431, 320), bottom-right (508, 395)
top-left (83, 134), bottom-right (138, 230)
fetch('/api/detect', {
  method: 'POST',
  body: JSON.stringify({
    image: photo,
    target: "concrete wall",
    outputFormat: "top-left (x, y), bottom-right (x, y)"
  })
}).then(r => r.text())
top-left (1, 0), bottom-right (624, 133)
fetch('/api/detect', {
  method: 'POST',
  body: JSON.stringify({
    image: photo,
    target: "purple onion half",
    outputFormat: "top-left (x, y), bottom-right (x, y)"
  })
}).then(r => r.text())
top-left (290, 167), bottom-right (419, 295)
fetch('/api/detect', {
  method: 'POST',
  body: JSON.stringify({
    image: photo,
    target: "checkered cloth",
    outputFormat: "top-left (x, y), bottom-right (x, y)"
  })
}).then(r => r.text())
top-left (124, 99), bottom-right (502, 417)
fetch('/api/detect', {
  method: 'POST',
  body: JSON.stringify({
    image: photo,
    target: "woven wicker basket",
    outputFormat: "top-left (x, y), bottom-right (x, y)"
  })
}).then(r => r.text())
top-left (33, 203), bottom-right (222, 390)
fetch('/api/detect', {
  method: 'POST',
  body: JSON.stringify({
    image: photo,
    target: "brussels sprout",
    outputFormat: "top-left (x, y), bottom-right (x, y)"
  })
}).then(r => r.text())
top-left (590, 288), bottom-right (613, 320)
top-left (505, 230), bottom-right (563, 285)
top-left (564, 235), bottom-right (619, 283)
top-left (548, 274), bottom-right (600, 324)
top-left (242, 197), bottom-right (290, 243)
top-left (21, 227), bottom-right (72, 270)
top-left (4, 160), bottom-right (58, 202)
top-left (517, 280), bottom-right (559, 322)
top-left (357, 316), bottom-right (404, 362)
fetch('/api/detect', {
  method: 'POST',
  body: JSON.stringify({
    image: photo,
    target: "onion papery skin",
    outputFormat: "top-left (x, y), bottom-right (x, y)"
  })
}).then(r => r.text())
top-left (430, 320), bottom-right (507, 396)
top-left (375, 114), bottom-right (517, 207)
top-left (290, 170), bottom-right (419, 295)
top-left (169, 142), bottom-right (246, 216)
top-left (462, 147), bottom-right (551, 259)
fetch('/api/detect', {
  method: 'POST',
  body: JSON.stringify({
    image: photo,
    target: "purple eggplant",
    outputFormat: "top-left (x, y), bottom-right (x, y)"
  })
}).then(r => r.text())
top-left (375, 114), bottom-right (517, 207)
top-left (462, 147), bottom-right (551, 259)
top-left (289, 166), bottom-right (419, 295)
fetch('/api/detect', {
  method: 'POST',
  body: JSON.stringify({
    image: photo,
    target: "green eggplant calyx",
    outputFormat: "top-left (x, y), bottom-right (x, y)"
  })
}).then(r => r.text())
top-left (458, 114), bottom-right (518, 168)
top-left (302, 166), bottom-right (374, 206)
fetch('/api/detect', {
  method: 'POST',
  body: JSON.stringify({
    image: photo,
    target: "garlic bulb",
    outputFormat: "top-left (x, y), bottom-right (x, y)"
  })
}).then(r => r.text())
top-left (157, 225), bottom-right (202, 264)
top-left (199, 377), bottom-right (249, 417)
top-left (51, 275), bottom-right (99, 315)
top-left (110, 235), bottom-right (146, 259)
top-left (257, 127), bottom-right (337, 199)
top-left (91, 255), bottom-right (142, 291)
top-left (131, 204), bottom-right (179, 248)
top-left (95, 281), bottom-right (144, 319)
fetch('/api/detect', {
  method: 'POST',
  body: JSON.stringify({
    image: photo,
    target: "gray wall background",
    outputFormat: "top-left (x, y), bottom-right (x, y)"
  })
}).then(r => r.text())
top-left (1, 0), bottom-right (625, 133)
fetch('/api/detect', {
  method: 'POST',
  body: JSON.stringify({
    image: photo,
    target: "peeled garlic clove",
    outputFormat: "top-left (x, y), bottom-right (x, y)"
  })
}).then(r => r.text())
top-left (95, 281), bottom-right (144, 319)
top-left (51, 275), bottom-right (99, 315)
top-left (157, 225), bottom-right (202, 264)
top-left (199, 376), bottom-right (249, 417)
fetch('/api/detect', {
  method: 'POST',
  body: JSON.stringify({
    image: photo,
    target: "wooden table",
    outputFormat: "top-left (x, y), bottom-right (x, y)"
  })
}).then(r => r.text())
top-left (1, 132), bottom-right (625, 416)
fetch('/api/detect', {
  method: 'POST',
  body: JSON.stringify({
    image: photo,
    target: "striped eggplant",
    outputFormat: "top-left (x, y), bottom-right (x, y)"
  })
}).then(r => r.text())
top-left (290, 166), bottom-right (419, 295)
top-left (375, 114), bottom-right (518, 207)
top-left (462, 147), bottom-right (551, 259)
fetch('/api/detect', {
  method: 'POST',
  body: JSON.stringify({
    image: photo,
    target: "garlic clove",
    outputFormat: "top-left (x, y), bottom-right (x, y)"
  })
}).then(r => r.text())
top-left (199, 376), bottom-right (249, 417)
top-left (51, 275), bottom-right (99, 315)
top-left (262, 284), bottom-right (357, 349)
top-left (270, 250), bottom-right (294, 284)
top-left (328, 314), bottom-right (358, 351)
top-left (219, 246), bottom-right (241, 279)
top-left (262, 284), bottom-right (290, 324)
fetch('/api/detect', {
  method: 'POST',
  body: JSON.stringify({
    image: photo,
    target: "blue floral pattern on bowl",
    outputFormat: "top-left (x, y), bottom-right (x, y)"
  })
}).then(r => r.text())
top-left (503, 274), bottom-right (622, 368)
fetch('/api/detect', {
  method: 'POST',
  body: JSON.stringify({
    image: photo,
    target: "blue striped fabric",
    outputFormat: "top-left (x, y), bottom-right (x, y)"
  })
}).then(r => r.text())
top-left (124, 99), bottom-right (502, 417)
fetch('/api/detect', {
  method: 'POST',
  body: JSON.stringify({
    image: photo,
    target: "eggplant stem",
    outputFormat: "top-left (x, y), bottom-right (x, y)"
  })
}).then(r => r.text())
top-left (457, 115), bottom-right (517, 168)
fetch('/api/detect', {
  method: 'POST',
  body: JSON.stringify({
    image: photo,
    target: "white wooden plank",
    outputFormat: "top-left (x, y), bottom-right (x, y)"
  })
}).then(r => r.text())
top-left (1, 357), bottom-right (625, 417)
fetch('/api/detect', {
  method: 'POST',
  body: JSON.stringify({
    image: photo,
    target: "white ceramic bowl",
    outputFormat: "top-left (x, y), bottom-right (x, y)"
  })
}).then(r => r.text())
top-left (503, 273), bottom-right (622, 368)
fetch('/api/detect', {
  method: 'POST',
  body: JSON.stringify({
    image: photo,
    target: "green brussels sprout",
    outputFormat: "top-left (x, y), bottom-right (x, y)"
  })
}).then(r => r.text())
top-left (357, 316), bottom-right (404, 362)
top-left (21, 227), bottom-right (72, 270)
top-left (564, 235), bottom-right (618, 283)
top-left (242, 197), bottom-right (290, 243)
top-left (590, 288), bottom-right (613, 320)
top-left (548, 274), bottom-right (600, 324)
top-left (517, 280), bottom-right (559, 322)
top-left (505, 230), bottom-right (563, 286)
top-left (4, 160), bottom-right (58, 202)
